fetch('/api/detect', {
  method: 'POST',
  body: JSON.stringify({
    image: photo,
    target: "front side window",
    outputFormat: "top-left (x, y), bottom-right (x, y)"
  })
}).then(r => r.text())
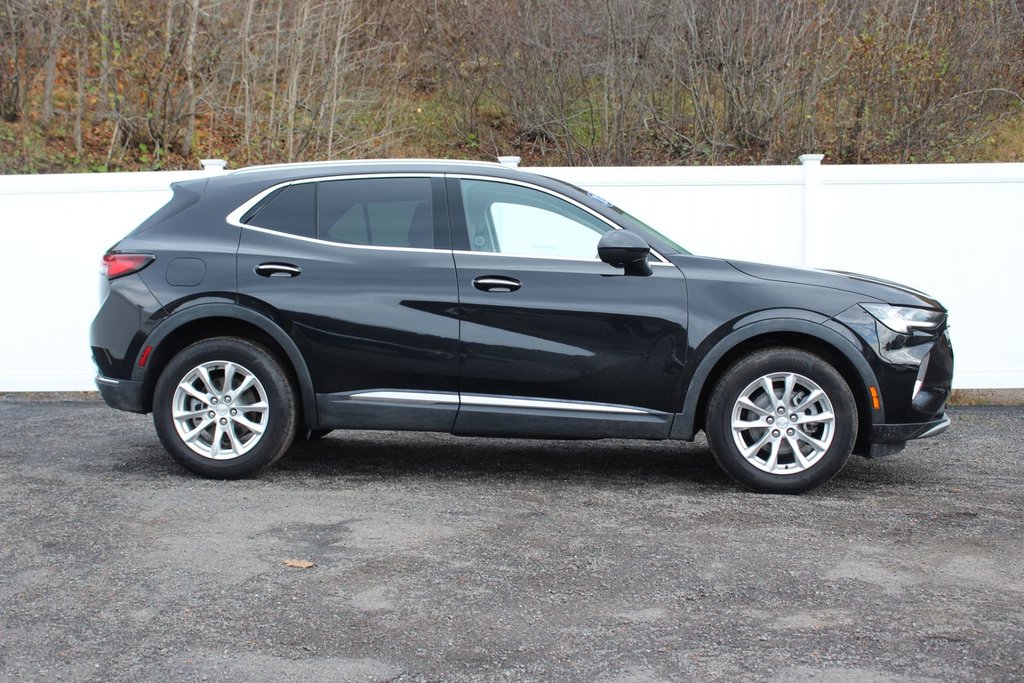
top-left (460, 179), bottom-right (614, 259)
top-left (318, 177), bottom-right (434, 249)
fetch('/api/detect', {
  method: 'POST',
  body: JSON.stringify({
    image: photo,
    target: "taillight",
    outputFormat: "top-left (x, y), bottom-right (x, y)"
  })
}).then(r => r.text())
top-left (103, 253), bottom-right (154, 279)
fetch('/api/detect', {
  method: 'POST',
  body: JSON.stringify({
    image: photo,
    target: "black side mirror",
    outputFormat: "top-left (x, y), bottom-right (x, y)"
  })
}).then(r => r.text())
top-left (598, 230), bottom-right (653, 276)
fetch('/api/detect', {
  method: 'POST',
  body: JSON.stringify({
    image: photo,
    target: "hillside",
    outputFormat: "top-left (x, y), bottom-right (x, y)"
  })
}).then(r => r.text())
top-left (2, 0), bottom-right (1022, 173)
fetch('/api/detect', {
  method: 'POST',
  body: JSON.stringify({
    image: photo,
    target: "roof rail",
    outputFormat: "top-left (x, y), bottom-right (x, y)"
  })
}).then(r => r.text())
top-left (229, 158), bottom-right (513, 176)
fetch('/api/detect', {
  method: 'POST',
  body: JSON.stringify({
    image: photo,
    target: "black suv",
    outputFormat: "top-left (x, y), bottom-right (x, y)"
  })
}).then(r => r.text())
top-left (91, 160), bottom-right (952, 493)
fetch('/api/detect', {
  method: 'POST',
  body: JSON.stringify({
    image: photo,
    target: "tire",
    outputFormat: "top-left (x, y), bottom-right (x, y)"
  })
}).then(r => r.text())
top-left (152, 337), bottom-right (298, 478)
top-left (705, 347), bottom-right (857, 494)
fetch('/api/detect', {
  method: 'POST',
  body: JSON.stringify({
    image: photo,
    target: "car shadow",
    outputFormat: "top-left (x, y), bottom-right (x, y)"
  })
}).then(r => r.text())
top-left (268, 430), bottom-right (733, 487)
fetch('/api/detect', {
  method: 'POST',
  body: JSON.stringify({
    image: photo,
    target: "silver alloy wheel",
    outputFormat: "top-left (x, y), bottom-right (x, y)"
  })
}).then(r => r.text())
top-left (730, 371), bottom-right (836, 475)
top-left (171, 360), bottom-right (270, 460)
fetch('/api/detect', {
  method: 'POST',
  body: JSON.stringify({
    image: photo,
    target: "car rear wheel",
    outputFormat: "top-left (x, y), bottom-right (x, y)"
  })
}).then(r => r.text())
top-left (153, 337), bottom-right (298, 478)
top-left (705, 347), bottom-right (857, 494)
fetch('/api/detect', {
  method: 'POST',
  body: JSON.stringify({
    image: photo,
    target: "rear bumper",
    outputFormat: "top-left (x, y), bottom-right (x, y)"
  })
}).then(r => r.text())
top-left (95, 375), bottom-right (147, 414)
top-left (863, 414), bottom-right (950, 458)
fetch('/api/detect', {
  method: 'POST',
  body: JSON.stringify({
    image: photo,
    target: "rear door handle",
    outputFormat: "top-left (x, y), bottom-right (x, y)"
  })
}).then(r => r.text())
top-left (473, 275), bottom-right (521, 292)
top-left (255, 263), bottom-right (302, 278)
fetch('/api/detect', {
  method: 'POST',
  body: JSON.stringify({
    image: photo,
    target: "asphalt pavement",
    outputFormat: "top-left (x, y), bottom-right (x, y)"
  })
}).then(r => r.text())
top-left (1, 396), bottom-right (1022, 682)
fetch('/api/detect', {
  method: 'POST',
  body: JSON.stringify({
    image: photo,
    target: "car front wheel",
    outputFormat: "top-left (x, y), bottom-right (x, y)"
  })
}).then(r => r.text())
top-left (705, 347), bottom-right (857, 494)
top-left (152, 337), bottom-right (298, 478)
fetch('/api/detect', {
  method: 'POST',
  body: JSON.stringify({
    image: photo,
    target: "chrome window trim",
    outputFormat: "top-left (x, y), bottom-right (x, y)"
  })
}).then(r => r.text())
top-left (224, 170), bottom-right (675, 263)
top-left (347, 389), bottom-right (651, 415)
top-left (234, 223), bottom-right (446, 254)
top-left (225, 172), bottom-right (443, 229)
top-left (451, 249), bottom-right (676, 266)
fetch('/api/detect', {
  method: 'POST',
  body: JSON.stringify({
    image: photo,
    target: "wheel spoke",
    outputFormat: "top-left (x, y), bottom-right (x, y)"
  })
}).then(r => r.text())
top-left (179, 382), bottom-right (209, 405)
top-left (737, 397), bottom-right (771, 417)
top-left (225, 422), bottom-right (245, 454)
top-left (764, 439), bottom-right (781, 472)
top-left (795, 410), bottom-right (834, 426)
top-left (239, 401), bottom-right (268, 413)
top-left (228, 374), bottom-right (256, 400)
top-left (760, 377), bottom-right (778, 407)
top-left (781, 373), bottom-right (796, 407)
top-left (786, 435), bottom-right (810, 468)
top-left (792, 389), bottom-right (824, 413)
top-left (222, 362), bottom-right (237, 394)
top-left (733, 416), bottom-right (770, 431)
top-left (197, 365), bottom-right (217, 396)
top-left (794, 428), bottom-right (828, 453)
top-left (232, 413), bottom-right (265, 435)
top-left (209, 424), bottom-right (224, 457)
top-left (740, 430), bottom-right (772, 459)
top-left (182, 418), bottom-right (213, 443)
top-left (173, 408), bottom-right (210, 421)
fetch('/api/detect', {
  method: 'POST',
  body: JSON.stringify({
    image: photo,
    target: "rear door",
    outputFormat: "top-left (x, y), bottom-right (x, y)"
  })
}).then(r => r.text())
top-left (235, 174), bottom-right (460, 430)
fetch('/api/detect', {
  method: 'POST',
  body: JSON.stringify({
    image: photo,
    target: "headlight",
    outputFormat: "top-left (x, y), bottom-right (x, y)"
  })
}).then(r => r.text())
top-left (861, 304), bottom-right (945, 334)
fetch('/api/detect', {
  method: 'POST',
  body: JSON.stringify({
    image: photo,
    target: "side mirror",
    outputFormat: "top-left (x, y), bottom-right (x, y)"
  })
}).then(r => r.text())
top-left (598, 230), bottom-right (653, 276)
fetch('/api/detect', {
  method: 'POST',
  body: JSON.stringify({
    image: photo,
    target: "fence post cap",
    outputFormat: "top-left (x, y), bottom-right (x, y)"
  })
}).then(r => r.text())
top-left (497, 156), bottom-right (522, 168)
top-left (200, 159), bottom-right (228, 173)
top-left (799, 153), bottom-right (825, 165)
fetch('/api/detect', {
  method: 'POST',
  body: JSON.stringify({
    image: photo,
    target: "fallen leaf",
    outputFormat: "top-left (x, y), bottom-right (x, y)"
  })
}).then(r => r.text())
top-left (283, 559), bottom-right (315, 569)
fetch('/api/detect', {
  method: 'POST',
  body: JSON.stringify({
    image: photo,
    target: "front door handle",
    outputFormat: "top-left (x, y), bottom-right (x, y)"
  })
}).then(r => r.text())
top-left (255, 263), bottom-right (302, 278)
top-left (473, 275), bottom-right (521, 292)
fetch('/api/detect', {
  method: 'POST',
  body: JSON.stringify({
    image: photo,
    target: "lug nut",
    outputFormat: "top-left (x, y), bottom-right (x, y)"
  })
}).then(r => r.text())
top-left (777, 407), bottom-right (785, 414)
top-left (219, 417), bottom-right (228, 425)
top-left (772, 429), bottom-right (780, 438)
top-left (787, 428), bottom-right (795, 436)
top-left (211, 397), bottom-right (218, 404)
top-left (790, 414), bottom-right (798, 422)
top-left (766, 417), bottom-right (774, 425)
top-left (208, 411), bottom-right (215, 418)
top-left (230, 408), bottom-right (237, 416)
top-left (224, 396), bottom-right (231, 403)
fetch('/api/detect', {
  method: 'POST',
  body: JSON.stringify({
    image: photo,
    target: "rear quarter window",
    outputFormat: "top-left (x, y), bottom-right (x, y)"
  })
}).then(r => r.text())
top-left (244, 183), bottom-right (316, 238)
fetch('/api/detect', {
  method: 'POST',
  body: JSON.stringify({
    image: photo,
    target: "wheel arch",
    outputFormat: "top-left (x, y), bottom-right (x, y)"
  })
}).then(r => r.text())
top-left (671, 319), bottom-right (880, 453)
top-left (131, 305), bottom-right (318, 428)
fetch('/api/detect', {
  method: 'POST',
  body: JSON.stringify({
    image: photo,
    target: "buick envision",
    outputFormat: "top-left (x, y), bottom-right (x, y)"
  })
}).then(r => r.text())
top-left (91, 160), bottom-right (952, 493)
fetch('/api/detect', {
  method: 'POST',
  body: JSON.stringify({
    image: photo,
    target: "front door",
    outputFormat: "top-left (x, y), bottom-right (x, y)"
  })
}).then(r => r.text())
top-left (448, 177), bottom-right (688, 439)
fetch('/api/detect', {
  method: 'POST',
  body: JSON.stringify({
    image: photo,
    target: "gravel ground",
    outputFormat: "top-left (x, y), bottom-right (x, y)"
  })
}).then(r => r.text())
top-left (1, 397), bottom-right (1022, 682)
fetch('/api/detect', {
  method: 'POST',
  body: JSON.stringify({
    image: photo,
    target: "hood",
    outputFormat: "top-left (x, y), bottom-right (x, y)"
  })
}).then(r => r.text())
top-left (725, 260), bottom-right (944, 310)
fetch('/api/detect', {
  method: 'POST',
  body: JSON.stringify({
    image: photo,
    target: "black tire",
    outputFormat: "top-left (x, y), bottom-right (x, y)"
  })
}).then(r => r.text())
top-left (152, 337), bottom-right (298, 478)
top-left (705, 347), bottom-right (857, 494)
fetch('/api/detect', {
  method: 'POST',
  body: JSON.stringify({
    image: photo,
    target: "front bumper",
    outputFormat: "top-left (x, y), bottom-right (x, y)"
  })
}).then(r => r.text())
top-left (95, 375), bottom-right (147, 414)
top-left (864, 413), bottom-right (951, 458)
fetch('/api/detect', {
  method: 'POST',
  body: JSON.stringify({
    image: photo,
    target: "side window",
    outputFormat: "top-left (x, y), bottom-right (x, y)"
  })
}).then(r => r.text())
top-left (318, 177), bottom-right (435, 248)
top-left (460, 179), bottom-right (614, 259)
top-left (244, 183), bottom-right (316, 238)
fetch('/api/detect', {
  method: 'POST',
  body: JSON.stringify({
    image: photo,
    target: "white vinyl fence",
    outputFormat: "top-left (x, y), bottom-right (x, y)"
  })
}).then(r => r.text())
top-left (0, 156), bottom-right (1021, 391)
